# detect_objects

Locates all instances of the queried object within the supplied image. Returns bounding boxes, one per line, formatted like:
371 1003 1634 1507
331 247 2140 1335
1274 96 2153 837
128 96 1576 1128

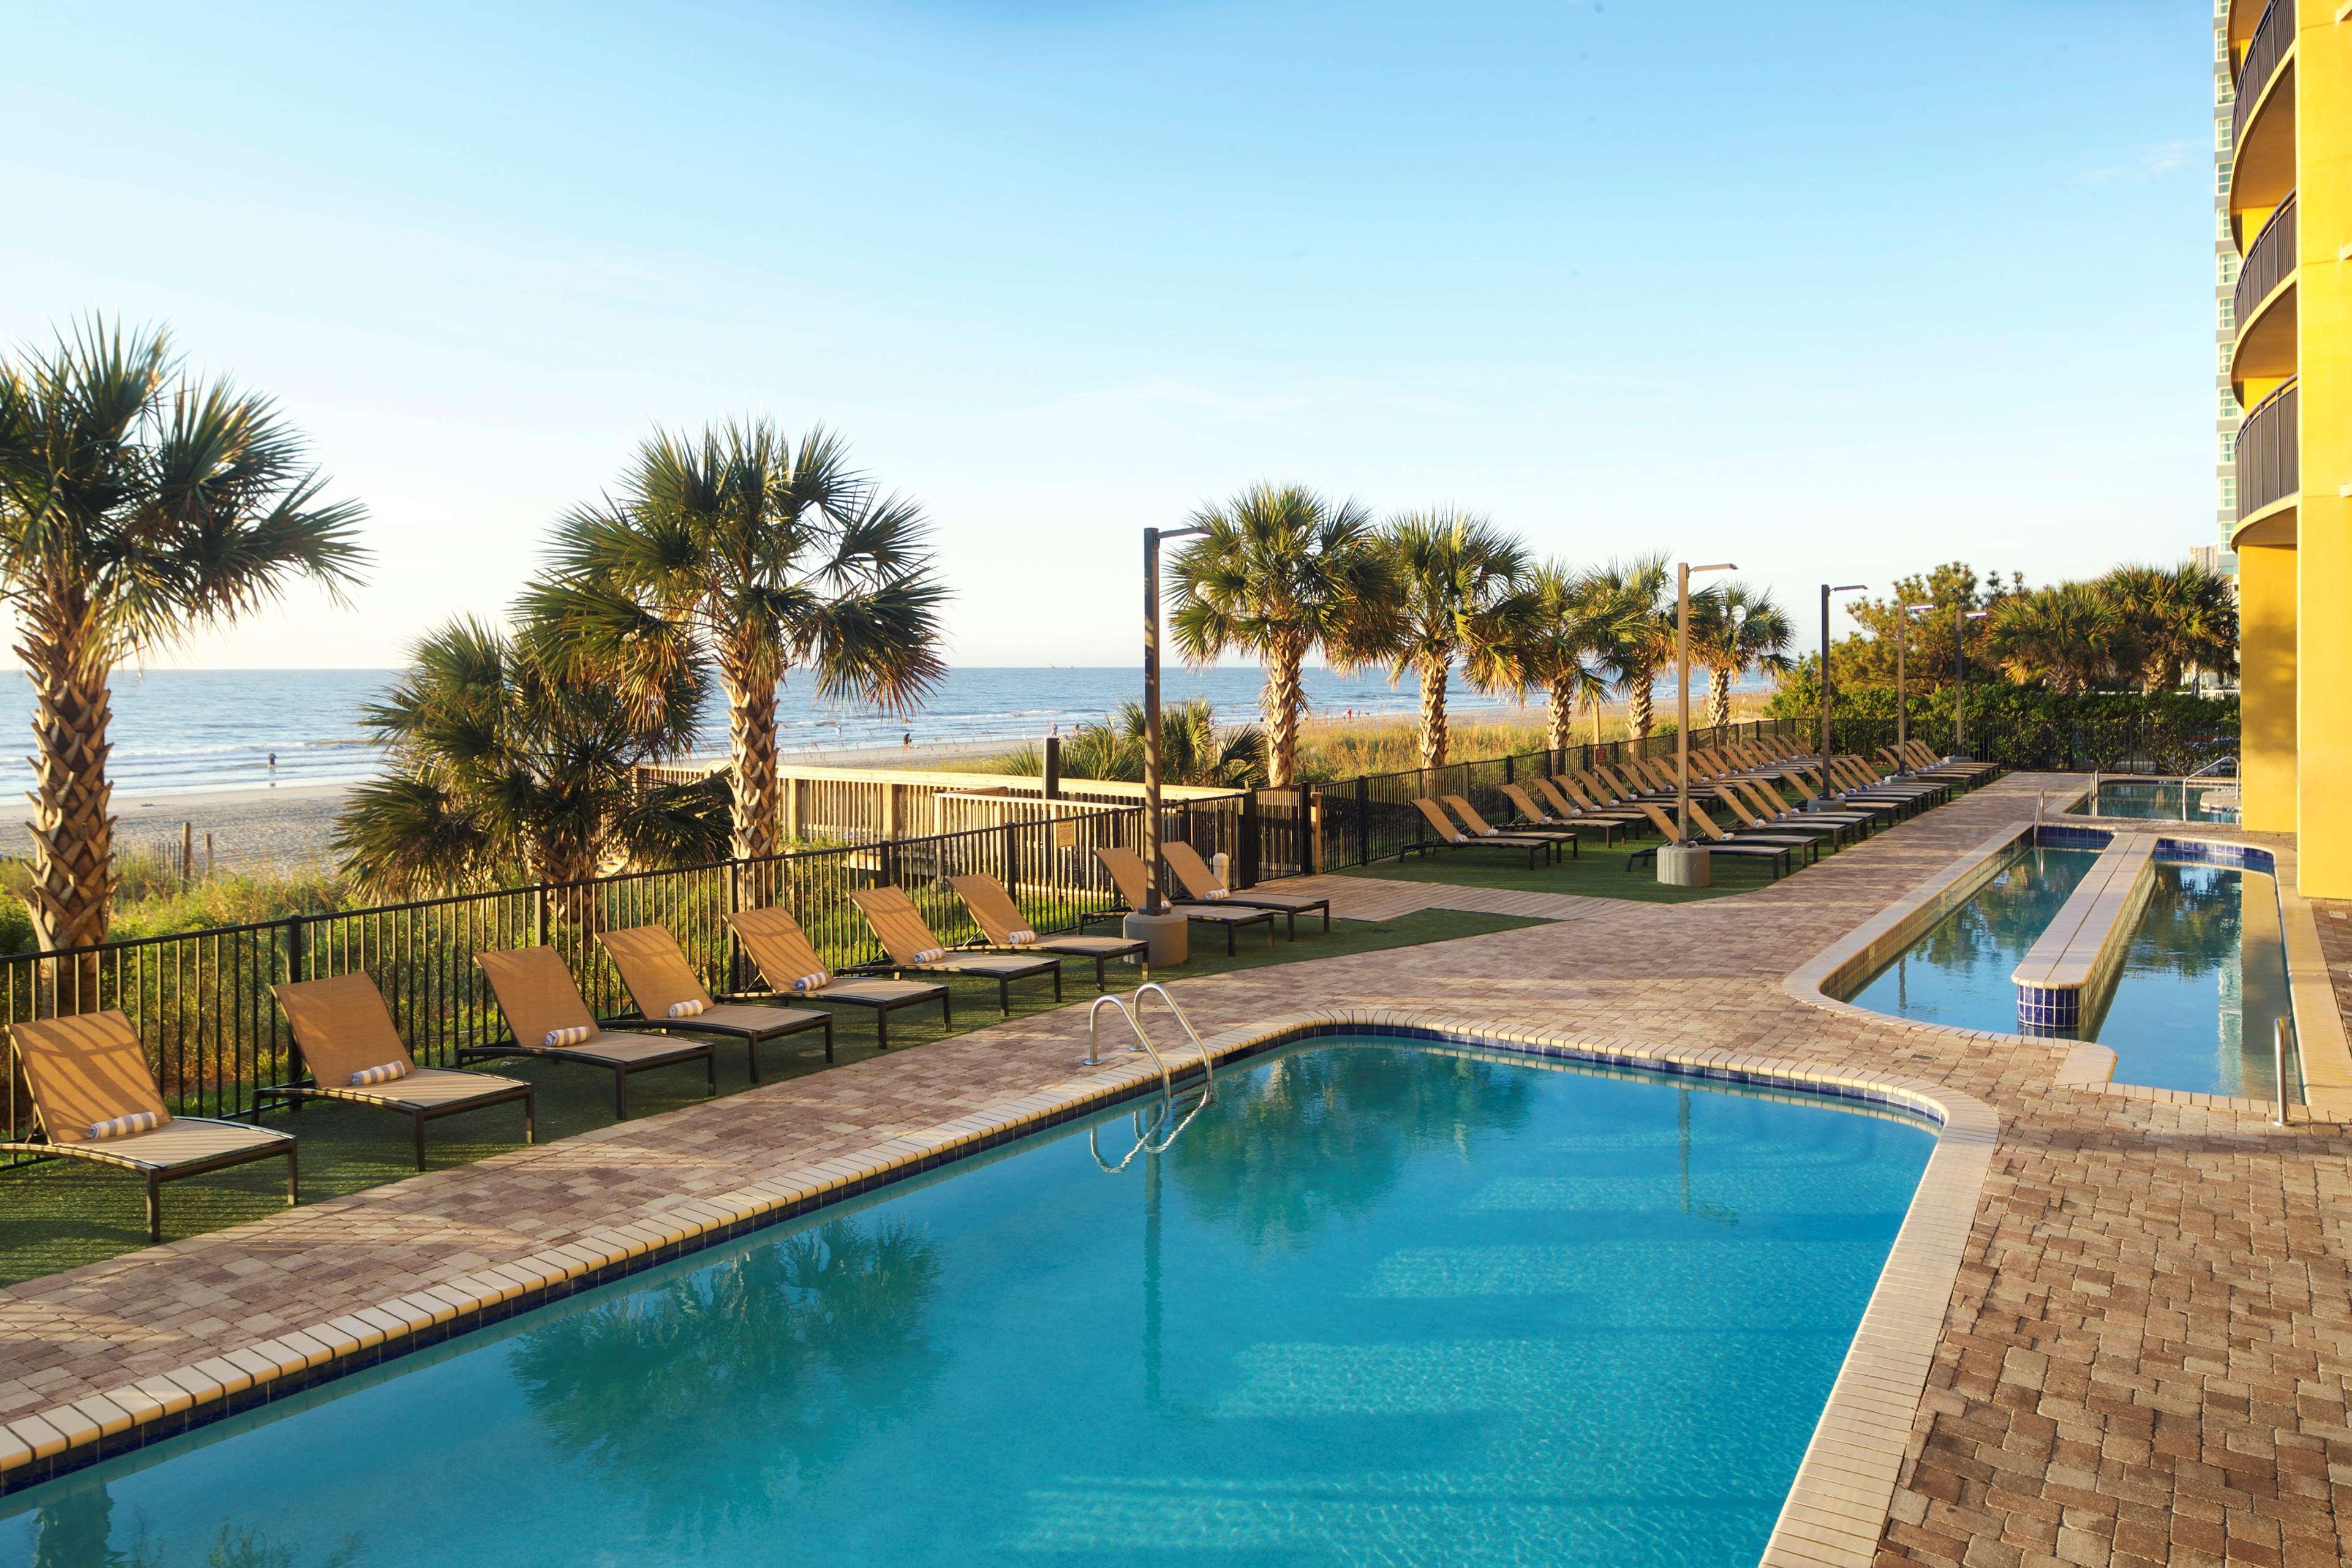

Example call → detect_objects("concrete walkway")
3 774 2347 1566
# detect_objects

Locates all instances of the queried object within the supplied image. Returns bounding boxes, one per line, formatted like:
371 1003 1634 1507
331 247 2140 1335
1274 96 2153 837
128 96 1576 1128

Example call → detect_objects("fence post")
1355 776 1370 869
1240 791 1261 887
1003 821 1020 895
1298 782 1313 874
1504 754 1515 784
1042 735 1061 800
535 886 548 948
726 859 744 995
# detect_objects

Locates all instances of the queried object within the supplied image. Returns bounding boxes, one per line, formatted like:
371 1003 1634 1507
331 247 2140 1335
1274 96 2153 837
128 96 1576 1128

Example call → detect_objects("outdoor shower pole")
1897 602 1934 753
1676 562 1736 839
1954 608 1989 757
1140 524 1205 917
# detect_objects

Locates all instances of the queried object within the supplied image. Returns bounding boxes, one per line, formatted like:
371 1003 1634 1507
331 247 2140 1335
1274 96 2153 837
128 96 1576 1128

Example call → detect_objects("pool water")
2092 779 2239 823
1844 843 2297 1102
0 1039 1934 1568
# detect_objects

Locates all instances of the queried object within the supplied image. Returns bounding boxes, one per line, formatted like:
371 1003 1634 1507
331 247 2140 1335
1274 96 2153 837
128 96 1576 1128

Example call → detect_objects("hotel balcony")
2227 0 2296 230
2231 194 2296 399
2232 378 2298 547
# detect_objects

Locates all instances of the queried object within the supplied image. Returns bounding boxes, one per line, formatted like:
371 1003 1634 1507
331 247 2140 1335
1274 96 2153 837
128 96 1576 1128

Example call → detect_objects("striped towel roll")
88 1110 160 1141
349 1060 411 1087
1202 888 1229 900
911 948 946 965
543 1024 594 1048
1007 929 1036 945
668 998 707 1019
791 971 831 993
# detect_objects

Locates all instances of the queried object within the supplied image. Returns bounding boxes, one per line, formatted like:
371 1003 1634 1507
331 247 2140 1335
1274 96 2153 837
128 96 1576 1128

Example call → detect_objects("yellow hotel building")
2229 0 2351 897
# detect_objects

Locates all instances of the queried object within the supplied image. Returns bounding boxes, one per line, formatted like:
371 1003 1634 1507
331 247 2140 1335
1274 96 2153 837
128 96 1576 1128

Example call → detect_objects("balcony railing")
2234 194 2297 335
2232 0 2292 157
2236 379 2299 522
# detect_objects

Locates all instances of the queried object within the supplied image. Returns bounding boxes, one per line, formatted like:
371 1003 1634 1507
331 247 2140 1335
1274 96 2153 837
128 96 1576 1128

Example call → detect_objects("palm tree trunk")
1546 680 1574 753
1417 656 1449 771
722 647 780 860
1627 665 1656 739
19 600 118 991
1263 639 1305 789
1706 666 1733 731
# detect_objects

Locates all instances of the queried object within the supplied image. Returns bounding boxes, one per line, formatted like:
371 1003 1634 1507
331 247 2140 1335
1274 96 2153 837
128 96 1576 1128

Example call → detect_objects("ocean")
0 666 1660 799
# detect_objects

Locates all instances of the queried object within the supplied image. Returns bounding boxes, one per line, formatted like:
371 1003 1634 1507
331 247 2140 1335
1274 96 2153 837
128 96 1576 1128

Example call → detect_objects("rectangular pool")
0 1038 1934 1568
2091 779 2239 823
1842 840 2297 1101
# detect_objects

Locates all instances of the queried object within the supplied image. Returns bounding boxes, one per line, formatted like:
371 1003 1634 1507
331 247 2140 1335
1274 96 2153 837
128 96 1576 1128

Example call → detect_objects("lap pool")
0 1038 1934 1568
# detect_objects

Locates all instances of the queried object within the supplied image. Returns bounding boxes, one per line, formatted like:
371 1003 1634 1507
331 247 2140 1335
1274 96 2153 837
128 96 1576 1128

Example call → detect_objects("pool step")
2011 833 2160 1035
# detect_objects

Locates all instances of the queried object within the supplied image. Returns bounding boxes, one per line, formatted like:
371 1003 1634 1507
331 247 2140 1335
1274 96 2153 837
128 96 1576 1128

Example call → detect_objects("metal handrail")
1132 984 1215 1107
1089 1106 1167 1173
1079 986 1215 1161
2231 0 2290 158
2186 755 2238 780
2234 195 2296 335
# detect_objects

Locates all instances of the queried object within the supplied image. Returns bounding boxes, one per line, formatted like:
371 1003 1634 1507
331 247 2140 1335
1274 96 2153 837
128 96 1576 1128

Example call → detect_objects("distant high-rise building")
2212 0 2242 579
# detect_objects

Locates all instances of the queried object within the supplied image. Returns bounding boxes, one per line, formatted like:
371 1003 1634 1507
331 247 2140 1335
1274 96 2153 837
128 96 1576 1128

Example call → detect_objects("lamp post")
1138 523 1206 927
1954 608 1989 757
1897 602 1934 752
1673 561 1736 843
1816 582 1867 807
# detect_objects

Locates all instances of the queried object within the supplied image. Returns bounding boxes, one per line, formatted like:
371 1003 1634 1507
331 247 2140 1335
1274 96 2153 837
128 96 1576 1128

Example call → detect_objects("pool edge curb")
1 1008 1997 1568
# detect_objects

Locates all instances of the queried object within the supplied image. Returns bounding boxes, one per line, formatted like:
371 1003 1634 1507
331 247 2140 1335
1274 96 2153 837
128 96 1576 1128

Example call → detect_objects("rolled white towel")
1007 929 1036 945
87 1110 160 1141
543 1024 594 1048
1201 888 1229 900
791 971 831 993
668 998 707 1019
349 1060 412 1087
911 948 946 965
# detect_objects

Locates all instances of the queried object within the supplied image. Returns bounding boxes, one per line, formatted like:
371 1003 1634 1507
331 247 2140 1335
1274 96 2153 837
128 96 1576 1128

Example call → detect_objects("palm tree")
335 616 726 898
996 699 1267 788
1494 562 1627 753
1165 483 1395 788
1378 511 1534 769
525 421 948 862
2100 562 2239 691
1988 584 2123 695
1588 553 1673 741
1689 581 1796 729
0 321 367 955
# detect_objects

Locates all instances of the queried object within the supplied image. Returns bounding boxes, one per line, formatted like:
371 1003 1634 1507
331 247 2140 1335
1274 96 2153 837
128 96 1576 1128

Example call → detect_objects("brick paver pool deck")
5 773 2348 1567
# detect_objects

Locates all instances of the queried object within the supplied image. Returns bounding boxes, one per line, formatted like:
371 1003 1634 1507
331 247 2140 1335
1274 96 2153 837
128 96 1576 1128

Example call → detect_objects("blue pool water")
2091 779 2239 824
0 1039 1934 1568
1844 843 2297 1102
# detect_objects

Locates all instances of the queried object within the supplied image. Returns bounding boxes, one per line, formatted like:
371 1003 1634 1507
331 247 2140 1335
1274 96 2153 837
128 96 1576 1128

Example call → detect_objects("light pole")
1139 524 1206 921
1954 608 1989 757
1816 582 1867 807
1674 561 1736 842
1896 602 1934 752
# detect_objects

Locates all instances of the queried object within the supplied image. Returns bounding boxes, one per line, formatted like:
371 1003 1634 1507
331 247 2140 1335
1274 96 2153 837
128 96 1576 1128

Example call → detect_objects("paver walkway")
4 775 2348 1567
1267 870 1624 923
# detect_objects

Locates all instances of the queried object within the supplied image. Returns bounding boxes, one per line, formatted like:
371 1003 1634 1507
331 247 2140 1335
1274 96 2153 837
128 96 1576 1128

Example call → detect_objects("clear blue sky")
1 0 2215 669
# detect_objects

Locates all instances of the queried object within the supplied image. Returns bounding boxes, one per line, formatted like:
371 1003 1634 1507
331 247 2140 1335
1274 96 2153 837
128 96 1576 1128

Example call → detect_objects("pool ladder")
1084 984 1216 1171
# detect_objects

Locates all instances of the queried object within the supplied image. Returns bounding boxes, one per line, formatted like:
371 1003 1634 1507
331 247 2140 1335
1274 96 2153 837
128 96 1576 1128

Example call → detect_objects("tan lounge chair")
1409 798 1555 869
849 886 1062 1012
2 1011 296 1242
1623 801 1793 878
726 905 951 1050
472 946 718 1118
1443 794 1580 858
598 925 834 1082
1539 775 1648 831
1085 846 1276 954
948 872 1149 988
1159 842 1331 936
271 972 534 1168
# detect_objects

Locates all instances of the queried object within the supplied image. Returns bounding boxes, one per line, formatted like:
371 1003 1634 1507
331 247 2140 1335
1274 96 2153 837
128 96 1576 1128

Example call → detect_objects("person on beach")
902 731 913 749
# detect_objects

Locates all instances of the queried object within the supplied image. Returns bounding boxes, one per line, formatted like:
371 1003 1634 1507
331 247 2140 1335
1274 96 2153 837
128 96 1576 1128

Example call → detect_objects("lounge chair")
1727 777 1877 837
271 972 534 1168
1686 801 1824 862
471 946 718 1118
1160 842 1332 935
849 886 1063 1012
598 925 834 1082
1408 798 1556 870
948 872 1151 987
1624 801 1792 878
1502 781 1625 845
726 905 951 1050
1539 775 1649 832
2 1010 296 1242
1083 846 1278 953
1442 794 1580 858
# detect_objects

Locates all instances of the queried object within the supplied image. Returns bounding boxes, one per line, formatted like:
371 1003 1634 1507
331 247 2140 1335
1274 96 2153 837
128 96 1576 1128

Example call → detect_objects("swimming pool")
0 1038 1934 1568
2090 778 2240 823
1842 839 2297 1101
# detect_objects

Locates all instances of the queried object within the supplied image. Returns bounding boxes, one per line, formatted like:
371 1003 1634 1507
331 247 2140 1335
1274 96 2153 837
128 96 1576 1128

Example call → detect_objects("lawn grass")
0 907 1536 1284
